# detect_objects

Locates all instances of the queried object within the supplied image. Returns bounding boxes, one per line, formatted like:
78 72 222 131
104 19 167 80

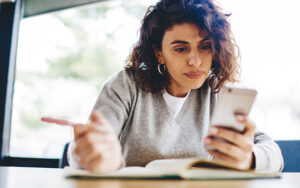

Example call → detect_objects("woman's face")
156 23 213 97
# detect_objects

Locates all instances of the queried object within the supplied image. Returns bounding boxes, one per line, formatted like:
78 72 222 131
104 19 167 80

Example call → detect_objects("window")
219 0 300 139
10 0 158 158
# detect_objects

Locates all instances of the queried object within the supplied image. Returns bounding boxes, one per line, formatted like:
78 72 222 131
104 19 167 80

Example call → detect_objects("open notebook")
64 158 281 180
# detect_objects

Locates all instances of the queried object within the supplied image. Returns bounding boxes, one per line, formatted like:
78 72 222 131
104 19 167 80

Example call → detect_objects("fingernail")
236 114 245 121
204 137 211 144
209 127 218 135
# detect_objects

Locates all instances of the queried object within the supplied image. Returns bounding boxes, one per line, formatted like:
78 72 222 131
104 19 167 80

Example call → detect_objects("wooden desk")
0 167 299 188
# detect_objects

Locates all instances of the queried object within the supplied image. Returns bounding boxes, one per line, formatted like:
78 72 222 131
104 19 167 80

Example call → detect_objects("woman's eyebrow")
200 38 210 42
170 38 210 45
170 40 189 45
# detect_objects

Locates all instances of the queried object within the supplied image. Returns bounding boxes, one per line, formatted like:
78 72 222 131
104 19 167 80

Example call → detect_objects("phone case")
210 87 257 132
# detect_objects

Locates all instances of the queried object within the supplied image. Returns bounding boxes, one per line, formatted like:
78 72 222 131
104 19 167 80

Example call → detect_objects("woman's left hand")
204 114 256 170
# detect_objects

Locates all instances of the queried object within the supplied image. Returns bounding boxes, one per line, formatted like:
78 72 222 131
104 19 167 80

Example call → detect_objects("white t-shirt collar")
162 89 191 118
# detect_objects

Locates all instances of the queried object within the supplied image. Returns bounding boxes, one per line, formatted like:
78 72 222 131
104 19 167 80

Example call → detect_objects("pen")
41 117 74 127
41 116 107 131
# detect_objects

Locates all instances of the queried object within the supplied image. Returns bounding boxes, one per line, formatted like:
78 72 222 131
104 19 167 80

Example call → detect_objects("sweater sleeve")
253 131 284 172
91 70 137 136
67 70 137 168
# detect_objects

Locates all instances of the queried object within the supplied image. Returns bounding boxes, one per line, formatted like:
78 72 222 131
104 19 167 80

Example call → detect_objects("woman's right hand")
73 111 122 173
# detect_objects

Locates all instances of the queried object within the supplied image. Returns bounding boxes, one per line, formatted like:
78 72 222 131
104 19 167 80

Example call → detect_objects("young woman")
63 0 283 173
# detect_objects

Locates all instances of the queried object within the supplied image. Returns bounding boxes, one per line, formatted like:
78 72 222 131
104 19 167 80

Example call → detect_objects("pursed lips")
184 71 205 79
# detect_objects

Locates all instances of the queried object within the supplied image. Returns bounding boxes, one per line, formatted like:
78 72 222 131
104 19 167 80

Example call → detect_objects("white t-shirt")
162 89 190 117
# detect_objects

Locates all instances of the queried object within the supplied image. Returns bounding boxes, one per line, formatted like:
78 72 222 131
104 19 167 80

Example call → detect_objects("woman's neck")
165 85 190 98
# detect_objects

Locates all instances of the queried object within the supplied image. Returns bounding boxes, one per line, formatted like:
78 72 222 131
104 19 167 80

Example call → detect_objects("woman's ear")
154 48 164 65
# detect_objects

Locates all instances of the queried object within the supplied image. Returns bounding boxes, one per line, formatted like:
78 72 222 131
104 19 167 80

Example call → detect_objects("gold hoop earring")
158 64 165 75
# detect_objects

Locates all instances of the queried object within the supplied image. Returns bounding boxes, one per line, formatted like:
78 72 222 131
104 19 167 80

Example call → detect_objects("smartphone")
211 87 257 132
205 87 257 151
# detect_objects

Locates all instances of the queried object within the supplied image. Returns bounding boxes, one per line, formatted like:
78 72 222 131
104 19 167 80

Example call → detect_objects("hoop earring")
158 64 165 75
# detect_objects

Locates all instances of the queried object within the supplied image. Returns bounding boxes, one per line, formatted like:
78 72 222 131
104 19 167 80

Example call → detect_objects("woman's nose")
187 50 202 66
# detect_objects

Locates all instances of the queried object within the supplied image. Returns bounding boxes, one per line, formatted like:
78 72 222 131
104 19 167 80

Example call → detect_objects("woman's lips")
184 71 205 79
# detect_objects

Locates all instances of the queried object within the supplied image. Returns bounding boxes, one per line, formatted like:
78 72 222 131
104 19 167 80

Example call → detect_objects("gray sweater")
69 70 283 171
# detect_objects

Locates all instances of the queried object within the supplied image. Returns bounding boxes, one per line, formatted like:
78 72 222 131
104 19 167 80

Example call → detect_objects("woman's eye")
174 47 187 52
200 44 212 50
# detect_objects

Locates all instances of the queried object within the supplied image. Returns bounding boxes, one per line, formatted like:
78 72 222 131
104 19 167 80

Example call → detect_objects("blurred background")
9 0 300 158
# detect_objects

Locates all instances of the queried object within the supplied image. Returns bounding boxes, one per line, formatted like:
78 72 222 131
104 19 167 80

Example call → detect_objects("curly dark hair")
125 0 240 93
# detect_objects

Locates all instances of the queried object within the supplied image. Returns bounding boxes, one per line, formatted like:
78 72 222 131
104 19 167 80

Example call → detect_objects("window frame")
0 0 23 166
